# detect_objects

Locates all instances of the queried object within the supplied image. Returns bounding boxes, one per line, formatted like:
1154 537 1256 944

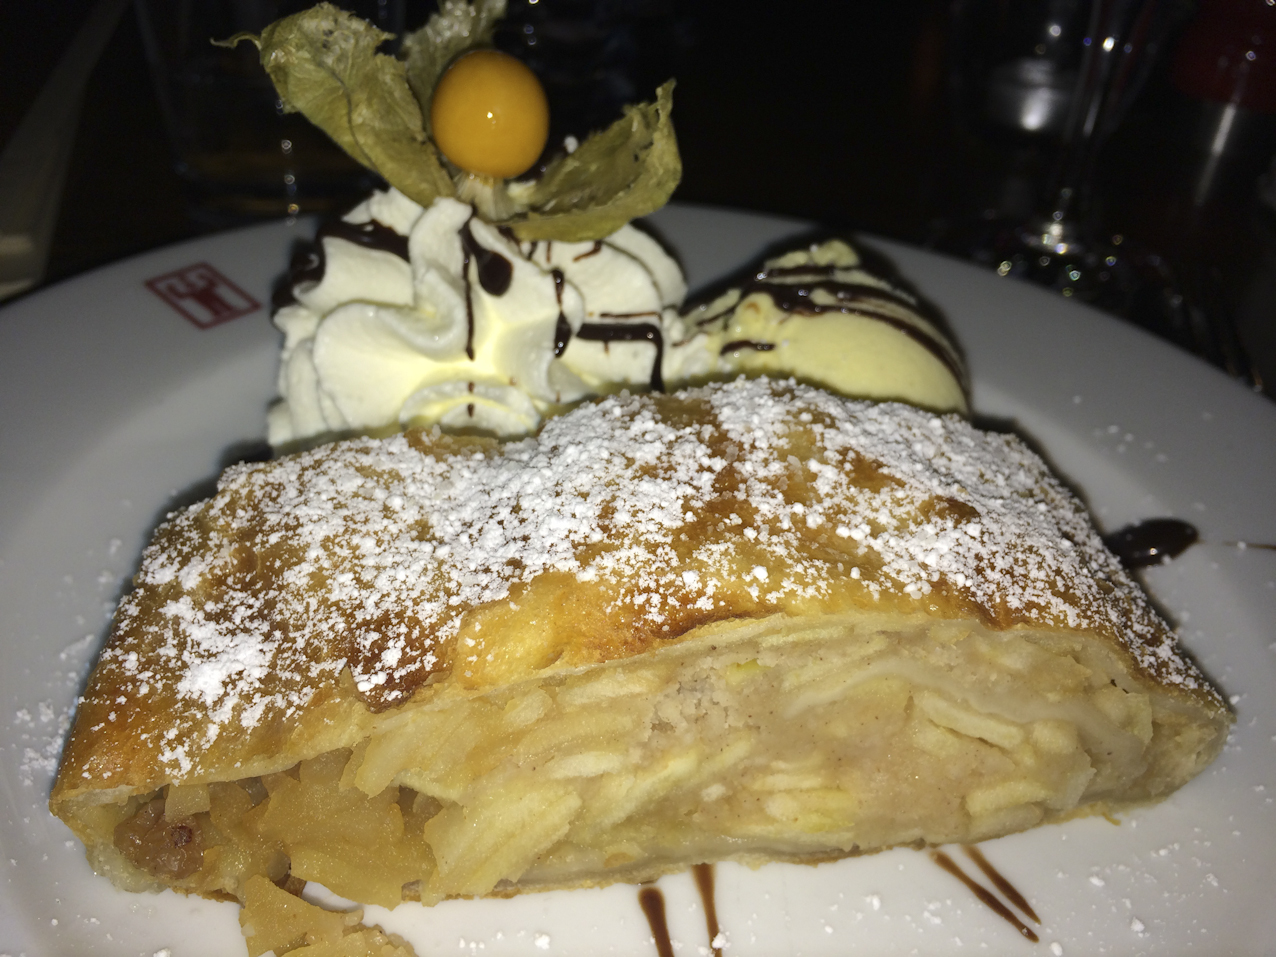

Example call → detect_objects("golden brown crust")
52 379 1226 810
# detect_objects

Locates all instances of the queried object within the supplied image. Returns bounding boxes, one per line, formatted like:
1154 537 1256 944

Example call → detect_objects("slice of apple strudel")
51 378 1229 913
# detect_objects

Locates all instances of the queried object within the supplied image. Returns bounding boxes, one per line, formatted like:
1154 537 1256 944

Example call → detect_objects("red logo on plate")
145 262 261 329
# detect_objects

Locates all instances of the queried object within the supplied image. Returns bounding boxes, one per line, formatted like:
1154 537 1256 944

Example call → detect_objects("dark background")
2 0 954 280
3 0 1274 396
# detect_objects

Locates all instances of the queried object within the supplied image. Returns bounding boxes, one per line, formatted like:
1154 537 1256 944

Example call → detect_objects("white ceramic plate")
2 205 1274 957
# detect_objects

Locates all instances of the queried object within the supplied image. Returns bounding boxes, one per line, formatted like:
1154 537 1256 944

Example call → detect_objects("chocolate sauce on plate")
639 867 721 957
962 845 1039 924
692 864 724 957
638 886 675 957
932 850 1039 942
1101 518 1276 568
636 852 1040 954
1102 519 1199 568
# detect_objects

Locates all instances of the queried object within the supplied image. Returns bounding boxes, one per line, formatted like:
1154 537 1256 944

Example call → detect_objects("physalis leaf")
222 3 453 208
505 81 680 242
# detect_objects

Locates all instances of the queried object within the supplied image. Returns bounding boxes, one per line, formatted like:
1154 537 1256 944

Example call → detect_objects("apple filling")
90 615 1211 909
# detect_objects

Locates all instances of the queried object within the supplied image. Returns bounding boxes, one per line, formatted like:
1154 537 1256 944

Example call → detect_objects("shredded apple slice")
240 875 415 957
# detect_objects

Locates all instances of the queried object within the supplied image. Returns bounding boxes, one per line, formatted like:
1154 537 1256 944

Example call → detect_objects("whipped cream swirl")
269 189 686 446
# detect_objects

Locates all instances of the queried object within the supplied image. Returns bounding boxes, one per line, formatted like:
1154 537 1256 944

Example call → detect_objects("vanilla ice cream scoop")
665 240 968 414
268 189 686 446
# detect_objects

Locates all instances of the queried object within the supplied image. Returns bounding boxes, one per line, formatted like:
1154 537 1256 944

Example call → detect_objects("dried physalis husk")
223 1 680 240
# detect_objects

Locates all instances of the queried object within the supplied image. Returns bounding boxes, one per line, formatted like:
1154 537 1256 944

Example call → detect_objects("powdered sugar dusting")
81 379 1218 776
710 382 1127 629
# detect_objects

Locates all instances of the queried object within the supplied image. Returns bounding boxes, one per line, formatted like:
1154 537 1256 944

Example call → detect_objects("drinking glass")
133 0 405 225
943 0 1258 384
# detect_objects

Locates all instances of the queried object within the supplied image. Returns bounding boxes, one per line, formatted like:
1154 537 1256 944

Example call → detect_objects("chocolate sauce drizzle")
573 241 604 261
460 220 514 297
318 219 410 263
694 304 737 329
719 339 775 356
1102 518 1199 569
458 216 515 360
931 849 1039 942
550 268 572 358
694 259 965 388
278 218 411 307
576 322 665 391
